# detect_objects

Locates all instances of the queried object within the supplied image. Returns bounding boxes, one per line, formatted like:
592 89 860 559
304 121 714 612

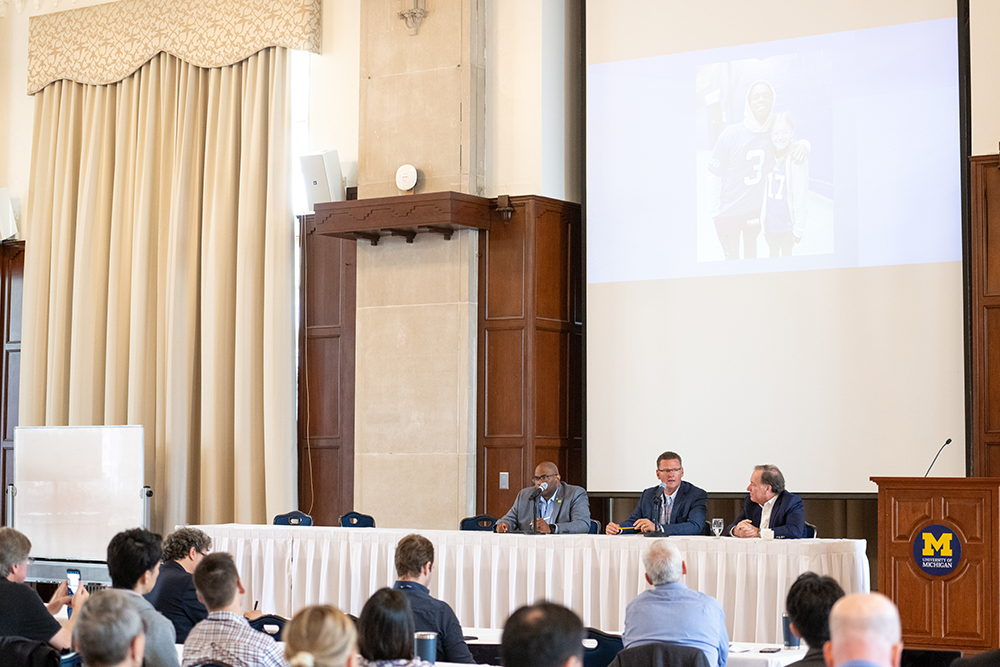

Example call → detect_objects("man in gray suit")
496 462 591 534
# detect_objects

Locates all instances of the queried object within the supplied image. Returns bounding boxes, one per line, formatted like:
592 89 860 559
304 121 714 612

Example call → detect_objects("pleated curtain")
20 47 297 531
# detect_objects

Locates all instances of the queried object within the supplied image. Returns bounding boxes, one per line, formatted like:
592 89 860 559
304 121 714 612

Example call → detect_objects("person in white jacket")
761 113 809 257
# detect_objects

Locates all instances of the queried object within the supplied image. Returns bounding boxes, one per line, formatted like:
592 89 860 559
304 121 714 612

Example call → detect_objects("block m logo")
922 531 953 556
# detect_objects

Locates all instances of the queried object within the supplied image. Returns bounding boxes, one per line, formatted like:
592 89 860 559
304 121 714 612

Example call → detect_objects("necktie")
665 495 673 525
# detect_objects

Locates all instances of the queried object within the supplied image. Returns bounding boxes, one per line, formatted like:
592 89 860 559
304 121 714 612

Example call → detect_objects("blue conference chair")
340 511 376 528
584 628 623 667
461 514 497 531
248 614 287 641
589 519 600 534
804 521 818 538
273 510 313 526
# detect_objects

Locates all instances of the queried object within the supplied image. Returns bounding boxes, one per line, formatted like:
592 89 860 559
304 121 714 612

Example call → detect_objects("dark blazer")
143 559 207 643
621 481 708 536
497 482 591 534
951 650 997 667
727 489 806 538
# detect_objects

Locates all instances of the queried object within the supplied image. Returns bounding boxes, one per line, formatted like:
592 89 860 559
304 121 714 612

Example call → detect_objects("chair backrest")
274 510 313 526
0 636 60 667
589 519 600 534
340 511 376 528
901 648 963 667
804 522 817 539
248 614 287 641
461 514 497 531
608 642 710 667
584 628 624 667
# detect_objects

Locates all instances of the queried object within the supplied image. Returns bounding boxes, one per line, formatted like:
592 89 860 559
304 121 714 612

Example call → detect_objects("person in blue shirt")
824 593 902 667
622 540 729 667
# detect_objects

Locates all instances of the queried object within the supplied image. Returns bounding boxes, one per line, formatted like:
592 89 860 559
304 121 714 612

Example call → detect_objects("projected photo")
698 55 835 262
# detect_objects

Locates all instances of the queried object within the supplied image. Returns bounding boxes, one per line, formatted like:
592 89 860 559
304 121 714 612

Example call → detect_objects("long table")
193 524 869 644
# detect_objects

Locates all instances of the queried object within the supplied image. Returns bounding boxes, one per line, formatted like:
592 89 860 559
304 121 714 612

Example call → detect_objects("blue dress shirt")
622 582 729 667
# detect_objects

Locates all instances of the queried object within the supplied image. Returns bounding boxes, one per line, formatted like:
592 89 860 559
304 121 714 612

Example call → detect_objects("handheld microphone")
529 481 548 501
924 438 952 477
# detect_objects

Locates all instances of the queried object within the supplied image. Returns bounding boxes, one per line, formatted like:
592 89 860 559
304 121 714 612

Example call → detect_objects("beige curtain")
20 47 296 531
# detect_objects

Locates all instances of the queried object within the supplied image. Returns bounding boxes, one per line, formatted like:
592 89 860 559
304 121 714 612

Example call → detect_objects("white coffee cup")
760 528 775 540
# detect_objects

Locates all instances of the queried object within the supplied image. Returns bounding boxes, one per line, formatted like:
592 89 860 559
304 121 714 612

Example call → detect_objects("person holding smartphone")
0 527 90 650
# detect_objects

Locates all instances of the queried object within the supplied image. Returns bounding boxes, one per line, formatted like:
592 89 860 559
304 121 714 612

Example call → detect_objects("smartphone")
67 568 81 619
759 648 782 653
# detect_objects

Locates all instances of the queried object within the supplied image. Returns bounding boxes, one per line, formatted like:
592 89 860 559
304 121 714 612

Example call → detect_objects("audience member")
496 462 591 534
392 534 474 664
622 540 729 667
606 451 708 535
284 605 358 667
72 589 145 667
183 552 286 667
728 464 806 538
785 572 845 667
358 588 431 667
0 526 88 649
107 528 179 667
500 602 585 667
823 593 903 667
144 527 211 642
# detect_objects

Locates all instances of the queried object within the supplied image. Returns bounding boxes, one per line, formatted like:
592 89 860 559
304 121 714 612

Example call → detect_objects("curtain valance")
27 0 320 94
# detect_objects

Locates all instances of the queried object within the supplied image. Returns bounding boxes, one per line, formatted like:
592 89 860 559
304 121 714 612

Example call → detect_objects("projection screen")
586 1 966 494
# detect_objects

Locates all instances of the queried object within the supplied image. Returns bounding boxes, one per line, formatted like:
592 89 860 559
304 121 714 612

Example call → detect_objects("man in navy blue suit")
728 464 806 538
606 451 708 536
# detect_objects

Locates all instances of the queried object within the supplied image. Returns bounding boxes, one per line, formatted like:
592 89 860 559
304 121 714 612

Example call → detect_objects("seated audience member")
392 534 474 664
823 593 903 667
727 464 806 538
784 573 845 667
108 528 180 667
144 527 211 642
500 602 585 667
284 605 358 667
358 588 431 667
0 526 89 649
496 462 591 534
622 540 729 667
183 552 286 667
73 589 145 667
606 451 708 536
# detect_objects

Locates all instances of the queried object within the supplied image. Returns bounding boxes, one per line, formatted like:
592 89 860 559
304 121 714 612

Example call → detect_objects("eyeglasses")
532 474 558 483
658 467 682 474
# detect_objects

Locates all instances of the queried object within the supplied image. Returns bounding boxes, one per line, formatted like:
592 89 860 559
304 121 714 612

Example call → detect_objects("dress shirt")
182 610 286 667
760 496 776 531
622 581 729 667
393 581 475 664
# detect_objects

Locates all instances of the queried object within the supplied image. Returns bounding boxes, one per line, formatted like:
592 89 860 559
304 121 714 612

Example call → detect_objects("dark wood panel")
298 444 343 528
484 208 526 320
5 245 22 344
534 206 570 322
304 335 342 439
484 446 523 519
535 329 568 438
943 562 985 640
985 306 1000 432
484 328 525 437
984 165 1000 296
892 557 933 637
4 350 19 443
985 443 1000 476
0 242 22 527
305 233 346 329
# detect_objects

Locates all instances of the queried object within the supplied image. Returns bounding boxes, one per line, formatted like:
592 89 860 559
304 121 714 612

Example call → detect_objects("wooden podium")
873 477 1000 652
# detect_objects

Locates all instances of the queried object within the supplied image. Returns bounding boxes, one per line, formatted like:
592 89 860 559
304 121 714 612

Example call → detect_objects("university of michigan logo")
912 524 962 576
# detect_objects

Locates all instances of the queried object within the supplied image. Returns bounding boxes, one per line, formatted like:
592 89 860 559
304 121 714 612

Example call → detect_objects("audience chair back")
584 628 624 667
274 510 313 526
0 636 60 667
608 642 710 667
589 519 601 534
461 514 498 531
804 522 817 538
900 648 963 667
340 511 376 528
248 614 287 641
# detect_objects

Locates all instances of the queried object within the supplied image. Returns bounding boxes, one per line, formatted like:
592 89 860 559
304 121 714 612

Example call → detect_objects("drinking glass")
711 518 724 538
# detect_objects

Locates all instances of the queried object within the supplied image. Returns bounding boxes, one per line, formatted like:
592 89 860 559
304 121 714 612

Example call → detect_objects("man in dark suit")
496 462 591 534
606 451 708 536
144 527 211 643
728 464 806 538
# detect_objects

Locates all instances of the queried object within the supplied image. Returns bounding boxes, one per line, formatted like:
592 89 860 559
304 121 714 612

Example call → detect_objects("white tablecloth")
193 525 869 643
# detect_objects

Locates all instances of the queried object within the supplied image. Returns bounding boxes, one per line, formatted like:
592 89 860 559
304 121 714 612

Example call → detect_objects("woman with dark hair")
358 588 432 667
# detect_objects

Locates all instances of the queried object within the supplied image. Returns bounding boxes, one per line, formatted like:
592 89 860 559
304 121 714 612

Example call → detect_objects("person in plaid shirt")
182 552 286 667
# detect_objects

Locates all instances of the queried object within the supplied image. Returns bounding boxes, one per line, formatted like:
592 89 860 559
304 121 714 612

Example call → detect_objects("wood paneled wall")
0 241 23 525
970 155 1000 473
298 226 357 525
477 196 584 518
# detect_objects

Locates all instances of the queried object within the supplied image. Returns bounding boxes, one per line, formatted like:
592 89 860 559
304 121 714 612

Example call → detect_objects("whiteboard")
14 426 145 561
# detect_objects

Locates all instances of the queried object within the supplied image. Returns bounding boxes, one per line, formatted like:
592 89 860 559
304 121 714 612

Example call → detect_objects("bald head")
824 593 902 667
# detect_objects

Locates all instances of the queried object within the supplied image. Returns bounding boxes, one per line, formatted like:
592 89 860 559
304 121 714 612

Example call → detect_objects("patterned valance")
27 0 321 94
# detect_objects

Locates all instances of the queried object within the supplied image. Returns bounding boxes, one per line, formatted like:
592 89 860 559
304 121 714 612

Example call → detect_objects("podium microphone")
529 482 548 501
923 438 952 477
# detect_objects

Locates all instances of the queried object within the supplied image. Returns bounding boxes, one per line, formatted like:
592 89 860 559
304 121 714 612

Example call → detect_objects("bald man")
495 462 591 534
823 593 903 667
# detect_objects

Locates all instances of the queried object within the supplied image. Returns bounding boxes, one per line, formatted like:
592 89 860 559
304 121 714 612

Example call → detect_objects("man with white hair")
622 540 729 667
73 589 145 667
823 593 903 667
